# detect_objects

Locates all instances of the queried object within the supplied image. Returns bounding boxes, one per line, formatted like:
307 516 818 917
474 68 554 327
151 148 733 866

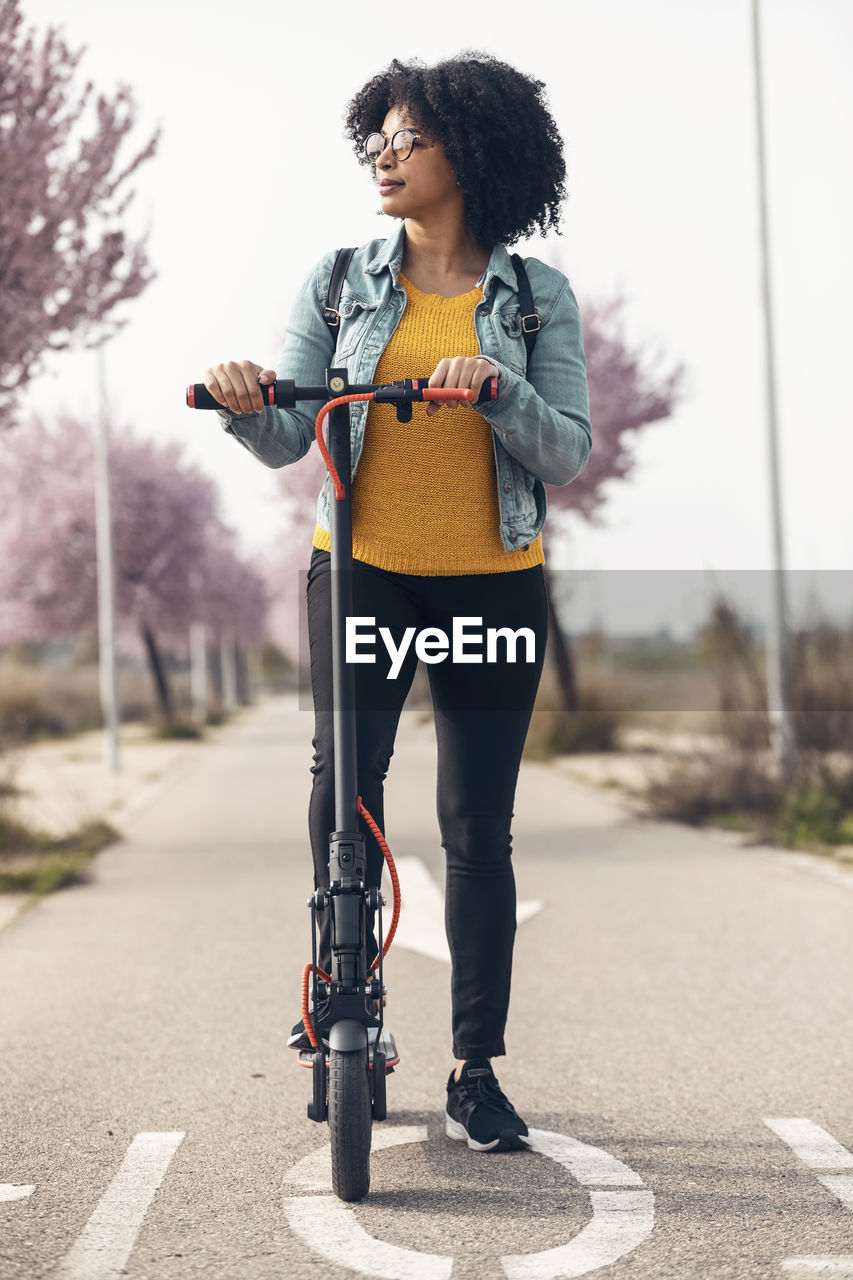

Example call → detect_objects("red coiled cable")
300 796 401 1051
314 386 474 500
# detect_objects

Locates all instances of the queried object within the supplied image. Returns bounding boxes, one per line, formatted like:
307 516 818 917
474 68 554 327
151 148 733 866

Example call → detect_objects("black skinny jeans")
306 545 548 1059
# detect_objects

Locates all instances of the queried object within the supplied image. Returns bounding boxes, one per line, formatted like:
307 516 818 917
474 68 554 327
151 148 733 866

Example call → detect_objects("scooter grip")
421 377 498 404
186 382 278 410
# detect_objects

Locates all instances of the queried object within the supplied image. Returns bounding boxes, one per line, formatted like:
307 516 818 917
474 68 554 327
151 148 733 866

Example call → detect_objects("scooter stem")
327 370 359 836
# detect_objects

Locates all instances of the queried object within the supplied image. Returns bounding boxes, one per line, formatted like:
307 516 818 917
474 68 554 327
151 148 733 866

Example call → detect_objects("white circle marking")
284 1124 654 1279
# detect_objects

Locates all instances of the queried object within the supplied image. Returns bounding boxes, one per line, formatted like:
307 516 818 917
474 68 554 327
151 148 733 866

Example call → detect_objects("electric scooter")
187 368 497 1201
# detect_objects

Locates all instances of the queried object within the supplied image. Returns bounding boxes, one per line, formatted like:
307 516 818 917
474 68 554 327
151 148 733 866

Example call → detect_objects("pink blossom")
0 0 159 419
0 411 268 650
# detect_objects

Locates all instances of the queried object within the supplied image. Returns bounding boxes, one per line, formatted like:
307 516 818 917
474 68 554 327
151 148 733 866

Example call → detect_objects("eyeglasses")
364 128 432 163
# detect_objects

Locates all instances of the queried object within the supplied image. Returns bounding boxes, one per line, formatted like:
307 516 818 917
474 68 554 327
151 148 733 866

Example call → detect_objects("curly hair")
344 51 568 249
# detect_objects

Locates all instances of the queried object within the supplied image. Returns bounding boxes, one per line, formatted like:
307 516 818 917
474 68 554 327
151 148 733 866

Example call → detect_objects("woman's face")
372 104 461 220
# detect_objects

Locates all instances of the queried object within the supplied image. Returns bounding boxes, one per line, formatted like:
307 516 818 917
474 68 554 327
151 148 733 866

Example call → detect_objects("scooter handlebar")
185 377 498 411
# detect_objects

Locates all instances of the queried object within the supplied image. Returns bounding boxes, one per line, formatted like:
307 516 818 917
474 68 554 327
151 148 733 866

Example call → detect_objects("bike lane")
0 695 851 1278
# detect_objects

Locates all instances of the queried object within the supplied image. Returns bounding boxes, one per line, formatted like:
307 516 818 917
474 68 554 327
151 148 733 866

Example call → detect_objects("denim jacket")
219 221 591 554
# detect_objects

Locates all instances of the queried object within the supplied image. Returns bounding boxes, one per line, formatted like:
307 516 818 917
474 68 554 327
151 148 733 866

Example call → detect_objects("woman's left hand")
425 356 499 416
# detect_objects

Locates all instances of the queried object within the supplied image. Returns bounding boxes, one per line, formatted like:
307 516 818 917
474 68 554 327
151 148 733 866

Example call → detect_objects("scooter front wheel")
328 1045 372 1202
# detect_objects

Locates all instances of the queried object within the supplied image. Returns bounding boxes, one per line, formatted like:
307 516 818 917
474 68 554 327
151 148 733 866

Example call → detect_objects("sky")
15 0 853 636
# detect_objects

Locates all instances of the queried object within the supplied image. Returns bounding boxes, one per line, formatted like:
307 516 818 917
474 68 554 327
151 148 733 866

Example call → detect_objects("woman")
204 52 591 1153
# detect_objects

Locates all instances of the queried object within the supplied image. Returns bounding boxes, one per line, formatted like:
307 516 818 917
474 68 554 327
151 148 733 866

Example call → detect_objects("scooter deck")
297 1026 399 1071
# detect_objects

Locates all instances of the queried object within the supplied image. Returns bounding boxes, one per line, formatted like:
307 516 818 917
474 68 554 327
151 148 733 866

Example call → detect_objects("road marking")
782 1260 853 1278
765 1117 853 1207
765 1119 853 1277
500 1129 653 1280
517 899 543 926
285 1128 451 1280
54 1131 185 1280
517 1128 644 1188
391 856 543 964
0 1184 36 1201
284 1124 653 1279
501 1189 654 1280
286 1197 453 1280
820 1177 853 1213
764 1119 853 1171
284 1124 429 1193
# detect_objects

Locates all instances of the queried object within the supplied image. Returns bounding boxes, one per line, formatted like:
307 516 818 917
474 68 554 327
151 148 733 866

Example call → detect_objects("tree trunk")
220 632 237 712
235 641 250 706
142 623 175 723
544 567 577 712
189 621 208 725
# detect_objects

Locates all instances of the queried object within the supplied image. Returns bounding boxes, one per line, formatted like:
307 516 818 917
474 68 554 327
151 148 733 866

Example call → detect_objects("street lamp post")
95 344 120 771
751 0 797 786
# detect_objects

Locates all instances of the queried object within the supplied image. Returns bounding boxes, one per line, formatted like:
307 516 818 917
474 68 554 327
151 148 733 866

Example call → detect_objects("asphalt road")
1 695 852 1280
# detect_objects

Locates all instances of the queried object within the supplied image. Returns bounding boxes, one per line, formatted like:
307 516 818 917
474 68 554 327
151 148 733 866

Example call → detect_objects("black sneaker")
445 1059 531 1152
287 998 381 1052
287 998 333 1051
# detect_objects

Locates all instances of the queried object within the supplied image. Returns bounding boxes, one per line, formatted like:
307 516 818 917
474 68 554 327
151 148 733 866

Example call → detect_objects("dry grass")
0 658 189 897
0 661 183 742
0 812 119 895
526 606 853 859
524 680 623 759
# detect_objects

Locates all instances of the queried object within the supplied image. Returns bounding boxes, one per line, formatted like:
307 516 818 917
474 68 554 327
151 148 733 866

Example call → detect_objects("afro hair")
344 51 568 249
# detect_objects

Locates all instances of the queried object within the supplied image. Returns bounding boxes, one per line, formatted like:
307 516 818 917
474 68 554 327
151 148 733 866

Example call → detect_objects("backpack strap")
325 246 540 362
510 253 541 361
324 247 357 333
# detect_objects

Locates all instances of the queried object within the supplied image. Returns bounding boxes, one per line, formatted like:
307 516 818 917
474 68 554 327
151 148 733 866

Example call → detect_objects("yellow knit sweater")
312 272 545 575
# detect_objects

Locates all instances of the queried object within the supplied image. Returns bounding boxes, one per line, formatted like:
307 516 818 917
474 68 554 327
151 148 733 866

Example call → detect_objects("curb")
0 895 33 935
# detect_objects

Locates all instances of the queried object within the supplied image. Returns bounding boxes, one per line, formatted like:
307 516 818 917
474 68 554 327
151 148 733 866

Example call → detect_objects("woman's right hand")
203 360 277 415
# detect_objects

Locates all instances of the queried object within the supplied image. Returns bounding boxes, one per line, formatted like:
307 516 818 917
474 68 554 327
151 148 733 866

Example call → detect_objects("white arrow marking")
54 1131 185 1280
391 856 543 964
0 1184 36 1202
284 1125 652 1279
